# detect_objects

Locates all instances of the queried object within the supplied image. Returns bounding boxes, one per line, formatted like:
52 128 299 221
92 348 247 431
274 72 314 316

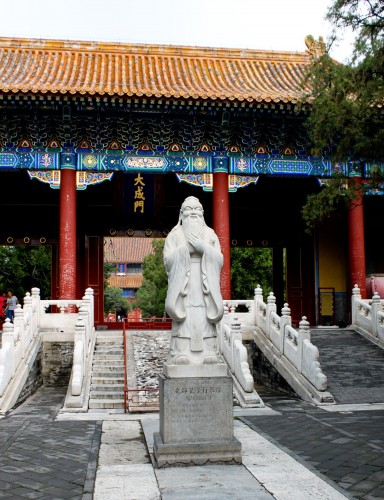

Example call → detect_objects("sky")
0 0 355 62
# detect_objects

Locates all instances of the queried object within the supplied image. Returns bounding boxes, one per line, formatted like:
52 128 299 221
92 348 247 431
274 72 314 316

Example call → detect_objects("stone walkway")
242 388 384 499
1 385 384 498
1 327 384 498
311 328 384 404
0 387 101 499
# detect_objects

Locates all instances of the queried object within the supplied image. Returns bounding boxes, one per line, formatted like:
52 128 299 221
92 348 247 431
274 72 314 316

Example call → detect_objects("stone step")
94 346 123 351
91 370 124 378
95 344 124 354
93 357 124 365
88 399 125 409
91 377 125 385
93 350 124 355
96 339 123 343
95 344 124 352
91 384 124 392
93 356 124 365
89 390 125 399
92 363 125 370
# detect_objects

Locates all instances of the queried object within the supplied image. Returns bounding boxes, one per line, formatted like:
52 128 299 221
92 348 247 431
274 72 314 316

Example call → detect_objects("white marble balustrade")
221 285 331 404
0 287 95 412
352 284 384 348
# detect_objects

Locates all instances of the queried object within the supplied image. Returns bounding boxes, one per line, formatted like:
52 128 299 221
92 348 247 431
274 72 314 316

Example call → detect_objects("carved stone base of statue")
153 375 242 468
163 335 228 377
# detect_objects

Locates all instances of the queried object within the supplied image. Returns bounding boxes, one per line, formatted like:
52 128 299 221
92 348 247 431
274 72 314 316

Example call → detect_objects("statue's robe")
164 224 224 352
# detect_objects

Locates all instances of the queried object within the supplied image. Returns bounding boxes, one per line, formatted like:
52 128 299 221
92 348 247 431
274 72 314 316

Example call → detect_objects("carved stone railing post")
351 284 361 325
280 303 291 354
72 318 86 396
78 305 90 351
31 287 40 335
22 292 31 354
371 291 381 339
229 317 241 372
85 288 94 326
1 319 15 379
266 292 276 340
13 304 25 358
254 284 263 328
297 316 310 373
23 292 32 314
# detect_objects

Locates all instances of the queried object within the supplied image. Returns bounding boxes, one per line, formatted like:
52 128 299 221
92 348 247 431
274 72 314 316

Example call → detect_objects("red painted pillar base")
212 172 231 299
348 178 366 298
59 168 77 300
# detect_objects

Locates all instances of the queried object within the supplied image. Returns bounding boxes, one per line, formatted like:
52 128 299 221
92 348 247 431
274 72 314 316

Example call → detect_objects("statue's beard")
182 217 205 239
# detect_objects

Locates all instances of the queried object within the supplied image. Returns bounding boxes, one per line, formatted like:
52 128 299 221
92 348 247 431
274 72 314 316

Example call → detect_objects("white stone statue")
164 196 224 366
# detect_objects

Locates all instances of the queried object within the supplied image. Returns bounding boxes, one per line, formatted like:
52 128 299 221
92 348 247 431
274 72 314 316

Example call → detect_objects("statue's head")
180 196 204 220
179 197 205 234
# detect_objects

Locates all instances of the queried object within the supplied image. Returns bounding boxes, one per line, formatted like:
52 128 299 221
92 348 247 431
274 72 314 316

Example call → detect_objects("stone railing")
351 284 384 349
0 287 95 413
219 302 263 407
221 286 334 405
0 289 40 403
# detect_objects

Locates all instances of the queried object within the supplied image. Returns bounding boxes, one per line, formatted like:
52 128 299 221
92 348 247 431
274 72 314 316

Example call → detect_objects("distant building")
104 237 158 321
104 237 155 301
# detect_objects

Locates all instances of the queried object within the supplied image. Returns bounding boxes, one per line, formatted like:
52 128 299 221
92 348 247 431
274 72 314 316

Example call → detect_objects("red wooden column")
59 162 77 300
348 177 366 298
212 167 231 299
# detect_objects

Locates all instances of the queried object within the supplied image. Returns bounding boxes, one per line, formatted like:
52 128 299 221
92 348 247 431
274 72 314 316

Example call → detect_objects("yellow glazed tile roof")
108 274 143 289
104 237 154 263
0 37 313 103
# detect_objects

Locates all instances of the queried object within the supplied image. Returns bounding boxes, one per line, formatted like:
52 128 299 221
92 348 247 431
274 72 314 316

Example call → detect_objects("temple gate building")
0 36 382 327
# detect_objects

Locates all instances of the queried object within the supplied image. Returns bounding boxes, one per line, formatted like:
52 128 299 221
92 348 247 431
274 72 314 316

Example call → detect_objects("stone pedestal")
153 374 242 467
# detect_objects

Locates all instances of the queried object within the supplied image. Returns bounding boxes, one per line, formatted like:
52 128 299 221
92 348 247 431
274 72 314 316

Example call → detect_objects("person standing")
5 291 18 322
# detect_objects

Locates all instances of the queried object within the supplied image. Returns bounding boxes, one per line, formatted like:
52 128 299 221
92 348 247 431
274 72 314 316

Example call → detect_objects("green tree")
300 0 384 232
0 246 51 300
305 0 384 162
135 239 167 318
135 241 274 315
104 286 131 317
103 261 133 318
230 247 272 299
104 262 116 280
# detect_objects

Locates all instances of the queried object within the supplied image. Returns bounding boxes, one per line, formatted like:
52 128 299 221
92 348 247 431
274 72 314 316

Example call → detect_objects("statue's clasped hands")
188 234 206 253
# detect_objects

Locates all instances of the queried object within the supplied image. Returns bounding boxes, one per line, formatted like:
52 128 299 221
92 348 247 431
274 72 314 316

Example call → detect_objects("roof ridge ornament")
305 35 327 59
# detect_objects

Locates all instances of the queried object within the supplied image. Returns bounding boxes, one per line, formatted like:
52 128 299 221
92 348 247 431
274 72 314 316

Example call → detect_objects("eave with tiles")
0 36 375 188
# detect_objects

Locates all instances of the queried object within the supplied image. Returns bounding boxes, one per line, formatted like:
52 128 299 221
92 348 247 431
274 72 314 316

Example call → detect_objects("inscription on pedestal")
160 375 234 443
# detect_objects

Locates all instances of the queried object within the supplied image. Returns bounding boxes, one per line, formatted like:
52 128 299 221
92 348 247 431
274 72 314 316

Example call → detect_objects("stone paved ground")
242 388 384 500
0 387 101 499
1 328 384 498
310 329 384 404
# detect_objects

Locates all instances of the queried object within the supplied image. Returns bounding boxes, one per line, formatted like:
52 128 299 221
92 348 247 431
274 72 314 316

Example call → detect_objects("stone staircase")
89 331 125 410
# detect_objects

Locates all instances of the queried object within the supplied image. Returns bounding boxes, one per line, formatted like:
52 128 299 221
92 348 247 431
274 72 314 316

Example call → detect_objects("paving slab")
311 329 384 404
3 384 384 498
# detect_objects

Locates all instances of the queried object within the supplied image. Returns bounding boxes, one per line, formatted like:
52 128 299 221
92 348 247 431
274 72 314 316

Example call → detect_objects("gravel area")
130 330 171 389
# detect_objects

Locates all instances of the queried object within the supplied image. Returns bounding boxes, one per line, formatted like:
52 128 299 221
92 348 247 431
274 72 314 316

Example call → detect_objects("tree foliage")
104 286 131 317
230 247 273 299
103 261 132 317
0 246 51 300
135 239 167 318
135 240 273 315
301 175 362 233
300 0 384 231
304 0 384 162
